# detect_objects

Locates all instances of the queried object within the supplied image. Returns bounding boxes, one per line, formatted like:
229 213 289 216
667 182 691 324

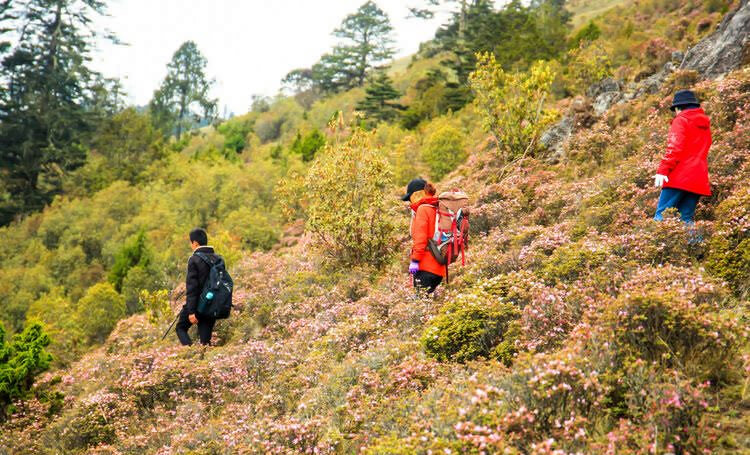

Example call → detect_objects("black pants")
175 305 215 346
414 270 443 294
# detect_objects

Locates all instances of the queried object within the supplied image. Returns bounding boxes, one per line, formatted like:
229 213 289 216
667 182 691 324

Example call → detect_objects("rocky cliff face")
682 0 750 78
542 0 750 160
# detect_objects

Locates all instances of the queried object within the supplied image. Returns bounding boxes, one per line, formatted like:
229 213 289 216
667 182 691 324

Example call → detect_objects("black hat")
670 90 700 111
401 178 426 201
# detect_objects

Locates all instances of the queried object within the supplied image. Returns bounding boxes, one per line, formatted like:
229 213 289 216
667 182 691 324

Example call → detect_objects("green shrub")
121 265 163 314
540 242 608 284
217 115 254 153
290 129 326 162
26 291 81 367
420 117 466 180
74 283 126 345
108 231 152 293
303 130 397 268
469 53 558 160
224 207 279 251
0 322 52 421
603 291 742 382
422 289 520 363
140 289 172 325
707 187 750 298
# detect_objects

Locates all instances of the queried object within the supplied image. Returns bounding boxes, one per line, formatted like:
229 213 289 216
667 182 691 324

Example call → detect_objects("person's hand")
189 314 198 324
409 260 419 275
653 174 669 187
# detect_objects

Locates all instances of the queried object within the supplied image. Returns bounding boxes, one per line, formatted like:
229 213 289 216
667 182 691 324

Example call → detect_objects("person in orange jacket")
402 178 445 293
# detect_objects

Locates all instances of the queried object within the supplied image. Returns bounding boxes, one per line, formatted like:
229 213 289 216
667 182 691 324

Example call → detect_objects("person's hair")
189 228 208 246
424 182 437 196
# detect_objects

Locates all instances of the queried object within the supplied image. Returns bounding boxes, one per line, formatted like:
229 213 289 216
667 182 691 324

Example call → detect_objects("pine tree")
0 0 113 225
284 1 396 95
149 41 217 139
334 1 395 87
356 72 405 124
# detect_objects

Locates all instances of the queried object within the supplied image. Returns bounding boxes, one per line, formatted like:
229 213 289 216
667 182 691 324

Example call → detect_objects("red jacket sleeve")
657 116 688 175
410 206 433 262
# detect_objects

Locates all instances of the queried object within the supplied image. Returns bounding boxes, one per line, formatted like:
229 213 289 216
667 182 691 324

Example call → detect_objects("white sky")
92 1 448 115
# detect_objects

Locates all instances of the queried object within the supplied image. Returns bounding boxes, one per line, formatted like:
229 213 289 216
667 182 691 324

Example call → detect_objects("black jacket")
186 246 219 314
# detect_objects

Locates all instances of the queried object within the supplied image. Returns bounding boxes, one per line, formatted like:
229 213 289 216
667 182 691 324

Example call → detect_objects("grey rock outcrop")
682 0 750 78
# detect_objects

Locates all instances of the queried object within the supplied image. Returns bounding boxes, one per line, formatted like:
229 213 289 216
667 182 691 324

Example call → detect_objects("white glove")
653 174 669 188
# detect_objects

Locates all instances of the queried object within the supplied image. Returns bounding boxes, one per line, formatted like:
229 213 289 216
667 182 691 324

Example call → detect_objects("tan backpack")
427 190 470 282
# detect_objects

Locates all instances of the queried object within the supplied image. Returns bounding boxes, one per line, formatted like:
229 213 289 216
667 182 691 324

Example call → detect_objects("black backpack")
194 252 233 320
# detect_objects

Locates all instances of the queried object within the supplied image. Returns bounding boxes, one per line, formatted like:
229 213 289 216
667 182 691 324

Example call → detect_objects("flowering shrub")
602 290 741 382
422 286 520 364
707 186 750 298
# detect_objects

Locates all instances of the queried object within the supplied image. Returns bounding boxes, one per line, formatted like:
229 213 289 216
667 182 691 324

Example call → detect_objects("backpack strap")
194 252 217 267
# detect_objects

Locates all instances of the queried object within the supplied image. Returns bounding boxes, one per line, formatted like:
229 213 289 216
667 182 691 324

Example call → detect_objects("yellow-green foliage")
74 283 126 345
602 290 742 383
389 135 425 187
303 130 397 268
141 289 172 325
707 187 750 298
565 42 614 94
26 290 81 366
541 242 608 284
469 53 558 160
422 287 520 363
420 116 467 180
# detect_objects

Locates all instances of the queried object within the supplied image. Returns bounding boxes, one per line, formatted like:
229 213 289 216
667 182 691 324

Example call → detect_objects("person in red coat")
402 178 445 293
653 90 712 223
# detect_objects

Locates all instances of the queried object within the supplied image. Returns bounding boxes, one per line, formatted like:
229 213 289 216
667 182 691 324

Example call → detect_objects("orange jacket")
410 203 447 277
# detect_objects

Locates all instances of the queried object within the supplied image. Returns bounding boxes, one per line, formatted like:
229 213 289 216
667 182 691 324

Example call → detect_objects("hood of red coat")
410 197 438 212
678 107 710 130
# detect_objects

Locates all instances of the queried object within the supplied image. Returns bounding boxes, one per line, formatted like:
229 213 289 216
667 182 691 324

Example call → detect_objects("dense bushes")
707 186 750 298
603 290 741 382
75 283 127 345
420 117 466 180
0 323 52 421
422 286 520 364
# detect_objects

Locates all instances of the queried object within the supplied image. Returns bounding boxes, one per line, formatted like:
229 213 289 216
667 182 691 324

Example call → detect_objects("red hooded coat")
657 107 712 196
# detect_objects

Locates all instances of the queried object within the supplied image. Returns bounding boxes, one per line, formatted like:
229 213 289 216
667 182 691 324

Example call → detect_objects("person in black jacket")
175 228 218 346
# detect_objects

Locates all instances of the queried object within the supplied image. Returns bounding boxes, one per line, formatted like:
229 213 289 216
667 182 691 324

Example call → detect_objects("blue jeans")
654 188 700 223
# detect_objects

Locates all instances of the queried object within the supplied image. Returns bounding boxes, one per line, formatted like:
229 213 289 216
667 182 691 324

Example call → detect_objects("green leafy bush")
469 53 558 160
540 242 608 284
26 291 81 367
121 265 162 314
74 283 126 345
141 289 172 325
420 117 466 180
108 231 152 293
0 323 52 421
290 129 326 162
422 288 520 363
603 291 741 382
707 186 750 298
303 130 397 268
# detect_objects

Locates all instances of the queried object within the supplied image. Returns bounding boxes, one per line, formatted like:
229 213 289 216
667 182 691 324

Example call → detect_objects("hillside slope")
3 59 750 455
1 1 750 454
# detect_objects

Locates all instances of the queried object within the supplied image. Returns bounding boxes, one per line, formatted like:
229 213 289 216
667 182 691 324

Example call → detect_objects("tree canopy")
283 1 395 96
149 41 217 138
